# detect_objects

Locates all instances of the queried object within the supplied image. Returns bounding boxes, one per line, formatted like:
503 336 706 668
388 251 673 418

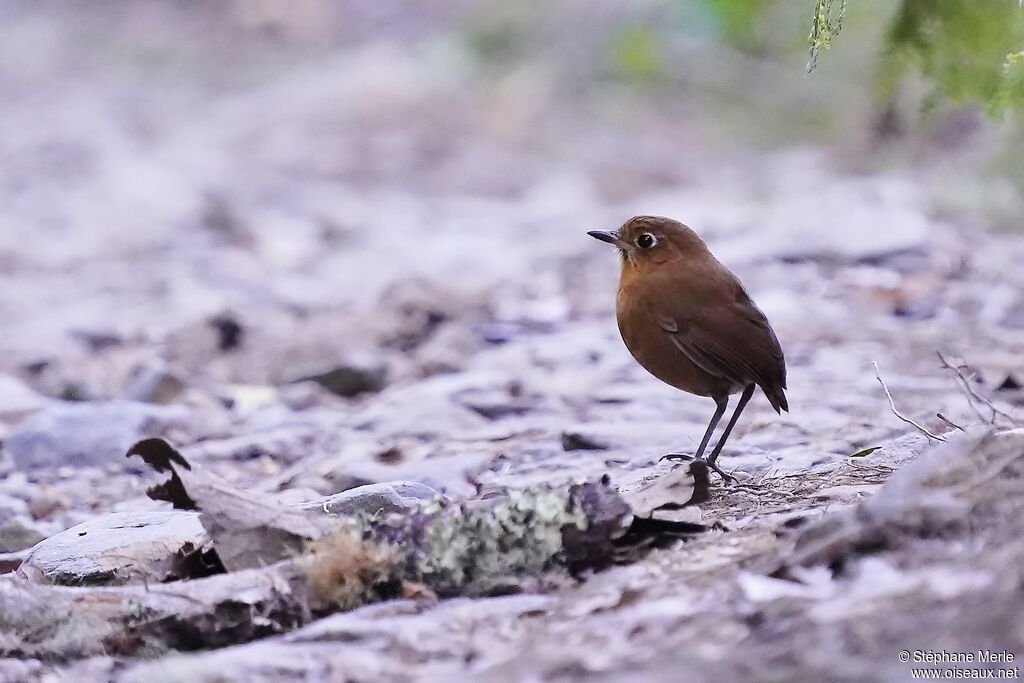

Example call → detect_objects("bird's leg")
661 395 728 468
706 383 755 468
693 395 728 461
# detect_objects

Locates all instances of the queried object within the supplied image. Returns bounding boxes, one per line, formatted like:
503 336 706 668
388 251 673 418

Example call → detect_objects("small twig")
937 351 993 423
726 483 765 495
873 362 947 442
936 351 1019 427
936 413 967 432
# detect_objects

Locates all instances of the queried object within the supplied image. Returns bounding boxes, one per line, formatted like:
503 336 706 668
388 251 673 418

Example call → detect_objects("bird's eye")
636 233 657 249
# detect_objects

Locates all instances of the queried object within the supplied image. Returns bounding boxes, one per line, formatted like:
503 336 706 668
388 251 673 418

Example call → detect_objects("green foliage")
993 50 1024 116
807 0 846 73
700 0 764 49
611 25 664 82
880 0 1024 118
809 0 1024 117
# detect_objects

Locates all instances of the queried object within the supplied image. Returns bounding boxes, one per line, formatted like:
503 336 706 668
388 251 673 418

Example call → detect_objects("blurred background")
2 0 1022 359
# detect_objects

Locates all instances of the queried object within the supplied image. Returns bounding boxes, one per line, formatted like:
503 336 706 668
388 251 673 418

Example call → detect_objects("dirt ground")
2 3 1024 682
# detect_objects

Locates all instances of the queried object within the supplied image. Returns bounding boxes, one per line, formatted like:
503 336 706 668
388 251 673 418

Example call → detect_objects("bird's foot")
660 453 738 484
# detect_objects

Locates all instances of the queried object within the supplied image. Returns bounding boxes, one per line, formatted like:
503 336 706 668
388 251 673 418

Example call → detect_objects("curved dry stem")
873 361 947 442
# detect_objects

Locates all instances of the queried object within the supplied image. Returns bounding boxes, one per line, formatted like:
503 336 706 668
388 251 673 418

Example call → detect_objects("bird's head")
588 216 707 270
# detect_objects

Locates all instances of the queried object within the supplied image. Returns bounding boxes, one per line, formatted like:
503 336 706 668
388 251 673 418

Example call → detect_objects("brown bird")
588 216 788 481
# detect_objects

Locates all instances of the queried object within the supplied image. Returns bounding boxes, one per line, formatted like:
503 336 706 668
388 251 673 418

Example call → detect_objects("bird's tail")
761 384 789 414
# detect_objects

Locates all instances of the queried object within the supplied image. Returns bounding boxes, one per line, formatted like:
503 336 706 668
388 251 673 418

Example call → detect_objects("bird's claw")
660 453 738 484
703 460 738 484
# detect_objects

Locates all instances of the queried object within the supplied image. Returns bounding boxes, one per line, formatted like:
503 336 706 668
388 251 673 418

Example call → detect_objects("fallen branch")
872 362 947 442
0 561 312 659
1 477 633 660
0 440 639 660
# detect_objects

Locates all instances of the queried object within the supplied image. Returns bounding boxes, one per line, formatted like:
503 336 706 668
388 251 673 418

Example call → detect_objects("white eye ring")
636 232 657 249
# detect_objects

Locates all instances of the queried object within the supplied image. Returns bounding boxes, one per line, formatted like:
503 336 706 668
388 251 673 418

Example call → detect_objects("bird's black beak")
587 230 630 251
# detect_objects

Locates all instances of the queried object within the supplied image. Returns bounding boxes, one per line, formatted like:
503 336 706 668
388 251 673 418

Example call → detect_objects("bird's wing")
652 287 788 411
733 291 786 381
654 310 741 383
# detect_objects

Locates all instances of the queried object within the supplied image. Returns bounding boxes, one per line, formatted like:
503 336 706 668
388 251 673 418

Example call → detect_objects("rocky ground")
3 3 1024 682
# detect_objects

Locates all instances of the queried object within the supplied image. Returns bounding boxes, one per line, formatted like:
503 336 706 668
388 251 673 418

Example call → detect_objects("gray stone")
0 658 46 683
0 374 49 424
123 360 187 404
322 450 493 499
0 471 31 500
561 430 610 451
17 510 208 586
0 548 30 574
0 515 46 553
0 493 28 522
0 491 42 555
300 481 442 517
5 400 189 470
615 460 708 519
290 359 388 398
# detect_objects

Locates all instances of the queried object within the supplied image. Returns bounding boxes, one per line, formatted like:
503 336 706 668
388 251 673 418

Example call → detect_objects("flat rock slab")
6 400 189 470
14 481 441 586
302 481 442 517
18 510 208 586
